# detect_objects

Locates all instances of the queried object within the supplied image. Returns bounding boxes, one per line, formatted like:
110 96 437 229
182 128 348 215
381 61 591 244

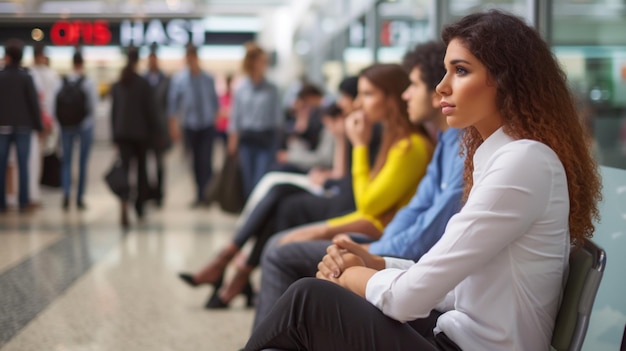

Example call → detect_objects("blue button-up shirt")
368 127 464 260
229 77 282 133
168 68 219 130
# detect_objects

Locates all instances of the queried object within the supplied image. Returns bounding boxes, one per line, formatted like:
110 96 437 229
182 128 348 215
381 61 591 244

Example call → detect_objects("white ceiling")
0 0 299 17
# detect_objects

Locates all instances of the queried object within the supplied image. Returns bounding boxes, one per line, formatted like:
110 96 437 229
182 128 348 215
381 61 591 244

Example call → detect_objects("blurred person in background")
144 48 171 208
111 47 162 227
273 84 325 174
0 39 43 213
216 74 233 149
228 42 282 199
55 51 98 211
179 65 433 309
29 44 58 208
245 12 602 350
250 41 465 329
168 45 219 208
178 78 357 309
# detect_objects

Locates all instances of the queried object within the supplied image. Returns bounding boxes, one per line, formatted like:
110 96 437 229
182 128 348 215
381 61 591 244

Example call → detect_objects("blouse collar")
472 127 514 177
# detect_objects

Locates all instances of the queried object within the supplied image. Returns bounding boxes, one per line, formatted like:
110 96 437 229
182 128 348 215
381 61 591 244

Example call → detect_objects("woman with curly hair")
243 10 602 351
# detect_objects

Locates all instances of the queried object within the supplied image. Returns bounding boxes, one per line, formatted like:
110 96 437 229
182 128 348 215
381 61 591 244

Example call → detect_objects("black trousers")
117 141 149 204
232 184 307 266
184 126 215 202
275 190 355 232
245 278 461 351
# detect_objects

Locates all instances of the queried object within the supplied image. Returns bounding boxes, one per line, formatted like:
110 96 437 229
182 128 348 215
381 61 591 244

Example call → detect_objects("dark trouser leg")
245 278 446 351
238 142 255 199
253 231 330 329
117 142 133 201
231 184 306 247
135 143 149 210
275 192 355 232
0 134 12 209
155 150 165 201
251 145 273 192
197 126 214 202
60 128 76 199
76 126 93 202
186 128 202 202
14 130 32 208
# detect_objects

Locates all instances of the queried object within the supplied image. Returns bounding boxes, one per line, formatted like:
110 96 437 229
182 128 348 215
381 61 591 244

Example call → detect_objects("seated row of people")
179 63 434 308
245 10 602 351
183 10 601 351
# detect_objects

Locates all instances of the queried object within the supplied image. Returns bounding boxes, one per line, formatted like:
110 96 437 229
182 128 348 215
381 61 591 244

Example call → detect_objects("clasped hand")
316 234 377 281
344 111 372 147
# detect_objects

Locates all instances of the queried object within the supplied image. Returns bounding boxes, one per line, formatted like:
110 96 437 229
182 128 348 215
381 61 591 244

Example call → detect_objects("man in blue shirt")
168 45 219 207
251 41 465 329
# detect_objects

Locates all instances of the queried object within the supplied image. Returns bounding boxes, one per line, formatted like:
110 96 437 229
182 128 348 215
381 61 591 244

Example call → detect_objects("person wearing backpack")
54 51 98 211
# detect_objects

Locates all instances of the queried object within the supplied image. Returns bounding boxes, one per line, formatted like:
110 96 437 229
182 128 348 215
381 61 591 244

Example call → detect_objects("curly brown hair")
441 10 602 245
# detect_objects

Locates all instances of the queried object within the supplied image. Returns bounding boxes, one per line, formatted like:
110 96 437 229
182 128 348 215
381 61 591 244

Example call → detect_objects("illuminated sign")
50 20 111 46
120 19 206 46
0 19 255 46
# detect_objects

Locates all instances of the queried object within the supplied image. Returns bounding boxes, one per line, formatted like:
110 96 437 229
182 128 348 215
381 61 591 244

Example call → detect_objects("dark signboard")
0 18 256 46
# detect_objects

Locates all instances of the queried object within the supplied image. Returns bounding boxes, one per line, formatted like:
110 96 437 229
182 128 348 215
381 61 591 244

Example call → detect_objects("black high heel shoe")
178 272 223 288
205 280 255 309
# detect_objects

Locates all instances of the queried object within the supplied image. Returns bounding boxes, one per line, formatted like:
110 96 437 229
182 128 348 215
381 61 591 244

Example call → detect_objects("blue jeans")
61 126 93 202
184 127 215 202
238 141 274 199
0 130 32 209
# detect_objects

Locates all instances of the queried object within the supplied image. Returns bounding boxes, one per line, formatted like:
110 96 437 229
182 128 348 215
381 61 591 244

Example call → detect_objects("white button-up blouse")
366 128 570 351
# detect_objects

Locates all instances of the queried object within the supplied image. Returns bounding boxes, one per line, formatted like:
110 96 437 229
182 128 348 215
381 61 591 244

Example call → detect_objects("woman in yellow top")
279 63 433 244
179 63 433 309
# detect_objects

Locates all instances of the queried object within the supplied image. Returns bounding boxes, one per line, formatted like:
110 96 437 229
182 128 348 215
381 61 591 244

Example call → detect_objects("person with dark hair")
0 39 43 213
273 83 326 173
168 45 219 208
179 64 433 309
249 40 463 331
245 11 602 351
54 51 98 211
144 49 171 207
178 76 361 308
110 47 162 227
228 42 283 198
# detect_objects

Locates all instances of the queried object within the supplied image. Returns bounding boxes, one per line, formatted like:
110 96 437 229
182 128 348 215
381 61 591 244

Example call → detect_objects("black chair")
551 238 607 351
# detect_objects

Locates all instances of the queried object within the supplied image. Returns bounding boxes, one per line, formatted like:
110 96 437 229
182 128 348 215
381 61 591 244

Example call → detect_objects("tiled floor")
0 144 255 351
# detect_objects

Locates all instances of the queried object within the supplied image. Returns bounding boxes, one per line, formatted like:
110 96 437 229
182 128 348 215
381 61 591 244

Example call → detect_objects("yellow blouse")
327 133 432 233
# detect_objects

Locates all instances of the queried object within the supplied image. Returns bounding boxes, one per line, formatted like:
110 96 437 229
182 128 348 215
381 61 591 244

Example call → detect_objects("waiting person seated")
250 40 464 329
236 102 349 228
178 64 434 309
244 11 602 351
273 83 326 173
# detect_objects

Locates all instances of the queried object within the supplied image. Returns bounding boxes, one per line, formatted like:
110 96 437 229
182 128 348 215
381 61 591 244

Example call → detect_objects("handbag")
205 153 245 214
104 158 129 199
40 152 62 188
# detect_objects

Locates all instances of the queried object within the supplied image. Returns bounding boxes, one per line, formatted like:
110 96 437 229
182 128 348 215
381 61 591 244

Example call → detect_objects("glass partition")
552 0 626 170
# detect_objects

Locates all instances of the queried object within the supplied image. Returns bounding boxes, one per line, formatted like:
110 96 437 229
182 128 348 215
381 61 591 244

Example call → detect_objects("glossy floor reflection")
0 144 254 351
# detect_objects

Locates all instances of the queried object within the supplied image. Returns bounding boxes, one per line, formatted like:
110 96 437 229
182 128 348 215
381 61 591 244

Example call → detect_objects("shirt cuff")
383 257 415 270
365 268 405 310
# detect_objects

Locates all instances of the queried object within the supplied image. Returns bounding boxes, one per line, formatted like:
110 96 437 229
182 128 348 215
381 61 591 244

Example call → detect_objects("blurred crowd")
1 10 604 348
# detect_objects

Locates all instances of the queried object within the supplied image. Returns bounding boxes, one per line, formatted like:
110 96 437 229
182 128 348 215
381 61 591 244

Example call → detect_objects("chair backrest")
551 238 607 351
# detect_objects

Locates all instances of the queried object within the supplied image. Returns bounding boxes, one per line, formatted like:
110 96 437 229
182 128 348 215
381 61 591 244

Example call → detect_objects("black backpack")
56 76 88 127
